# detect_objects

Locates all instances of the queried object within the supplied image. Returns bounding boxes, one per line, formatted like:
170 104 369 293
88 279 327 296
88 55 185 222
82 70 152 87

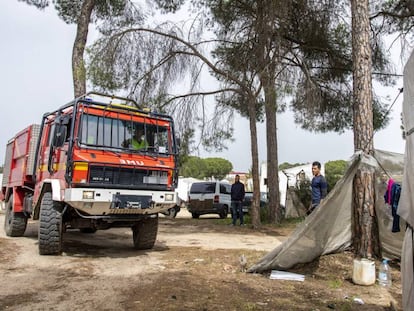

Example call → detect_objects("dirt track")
0 209 402 310
0 210 287 310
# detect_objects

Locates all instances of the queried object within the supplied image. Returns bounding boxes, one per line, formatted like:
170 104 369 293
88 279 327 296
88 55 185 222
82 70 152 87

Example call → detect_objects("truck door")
37 115 70 182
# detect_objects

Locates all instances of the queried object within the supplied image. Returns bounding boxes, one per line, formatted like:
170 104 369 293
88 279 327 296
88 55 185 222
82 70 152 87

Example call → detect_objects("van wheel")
191 213 199 219
219 211 227 219
38 192 63 255
4 196 27 237
166 207 178 218
132 216 158 250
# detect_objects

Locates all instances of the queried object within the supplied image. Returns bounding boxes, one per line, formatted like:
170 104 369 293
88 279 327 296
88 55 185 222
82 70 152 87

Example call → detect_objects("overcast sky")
0 1 408 172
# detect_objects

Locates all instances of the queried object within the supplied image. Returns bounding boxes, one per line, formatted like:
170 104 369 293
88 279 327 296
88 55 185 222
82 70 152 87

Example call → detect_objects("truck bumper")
64 188 176 215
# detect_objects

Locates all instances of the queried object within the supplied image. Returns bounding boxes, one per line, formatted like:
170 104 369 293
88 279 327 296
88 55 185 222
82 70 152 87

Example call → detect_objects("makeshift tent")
399 50 414 311
248 149 405 273
284 188 307 218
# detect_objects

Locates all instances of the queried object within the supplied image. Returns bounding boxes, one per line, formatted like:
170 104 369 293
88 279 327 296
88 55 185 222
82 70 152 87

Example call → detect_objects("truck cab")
2 92 179 255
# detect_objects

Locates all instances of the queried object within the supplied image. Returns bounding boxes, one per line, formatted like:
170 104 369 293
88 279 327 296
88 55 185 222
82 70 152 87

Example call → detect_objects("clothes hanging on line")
384 178 401 233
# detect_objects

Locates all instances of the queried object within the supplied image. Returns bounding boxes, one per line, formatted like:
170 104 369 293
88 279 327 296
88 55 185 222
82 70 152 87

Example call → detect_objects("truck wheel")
38 192 63 255
132 216 158 250
191 213 200 219
4 196 27 237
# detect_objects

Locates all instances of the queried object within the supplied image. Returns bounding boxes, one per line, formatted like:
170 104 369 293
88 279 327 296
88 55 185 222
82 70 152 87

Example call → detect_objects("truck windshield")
79 113 172 154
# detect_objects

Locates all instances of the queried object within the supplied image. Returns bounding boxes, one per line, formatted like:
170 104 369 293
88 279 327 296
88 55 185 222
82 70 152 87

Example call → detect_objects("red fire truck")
2 92 179 255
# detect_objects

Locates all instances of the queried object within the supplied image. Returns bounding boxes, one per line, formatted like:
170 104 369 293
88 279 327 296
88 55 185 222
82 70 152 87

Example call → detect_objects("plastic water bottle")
378 259 392 287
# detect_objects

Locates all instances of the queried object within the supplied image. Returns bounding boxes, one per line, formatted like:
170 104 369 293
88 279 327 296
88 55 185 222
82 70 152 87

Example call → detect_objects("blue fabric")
390 183 401 232
311 175 328 205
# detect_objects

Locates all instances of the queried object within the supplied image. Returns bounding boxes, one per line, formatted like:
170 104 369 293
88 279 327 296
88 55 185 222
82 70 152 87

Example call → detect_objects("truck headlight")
82 190 95 200
165 193 174 202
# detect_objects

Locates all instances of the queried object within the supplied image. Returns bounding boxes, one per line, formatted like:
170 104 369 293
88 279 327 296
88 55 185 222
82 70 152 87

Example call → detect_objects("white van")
187 181 231 218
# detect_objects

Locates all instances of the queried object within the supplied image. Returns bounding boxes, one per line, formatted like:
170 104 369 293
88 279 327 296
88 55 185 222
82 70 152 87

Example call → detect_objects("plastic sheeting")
248 150 406 273
399 50 414 311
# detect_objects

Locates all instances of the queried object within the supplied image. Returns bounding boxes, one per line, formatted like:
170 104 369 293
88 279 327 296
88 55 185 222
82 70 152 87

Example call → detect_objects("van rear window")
190 182 215 193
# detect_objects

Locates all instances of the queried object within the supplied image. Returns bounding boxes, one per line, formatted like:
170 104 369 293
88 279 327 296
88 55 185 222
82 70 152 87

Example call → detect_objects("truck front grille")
89 165 146 187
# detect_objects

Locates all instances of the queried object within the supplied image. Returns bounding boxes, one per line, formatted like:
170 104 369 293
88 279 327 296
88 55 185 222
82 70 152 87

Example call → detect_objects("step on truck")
2 92 179 255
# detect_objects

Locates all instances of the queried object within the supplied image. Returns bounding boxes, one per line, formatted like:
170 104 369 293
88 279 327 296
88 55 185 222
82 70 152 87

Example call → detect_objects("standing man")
308 161 328 215
231 174 245 226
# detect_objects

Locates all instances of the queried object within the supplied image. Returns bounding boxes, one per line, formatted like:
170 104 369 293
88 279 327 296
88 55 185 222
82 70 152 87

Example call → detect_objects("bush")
325 160 347 192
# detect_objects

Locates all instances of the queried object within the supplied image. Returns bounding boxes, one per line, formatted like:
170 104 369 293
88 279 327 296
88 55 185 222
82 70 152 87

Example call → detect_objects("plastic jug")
352 258 375 285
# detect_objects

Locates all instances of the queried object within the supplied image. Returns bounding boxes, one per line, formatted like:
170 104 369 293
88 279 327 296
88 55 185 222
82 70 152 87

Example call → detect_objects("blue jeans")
232 201 243 225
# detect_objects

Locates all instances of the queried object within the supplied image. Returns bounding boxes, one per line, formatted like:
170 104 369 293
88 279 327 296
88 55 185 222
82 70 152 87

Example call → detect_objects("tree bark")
256 1 281 224
72 0 95 98
352 167 380 258
247 96 261 228
264 81 281 224
351 0 380 258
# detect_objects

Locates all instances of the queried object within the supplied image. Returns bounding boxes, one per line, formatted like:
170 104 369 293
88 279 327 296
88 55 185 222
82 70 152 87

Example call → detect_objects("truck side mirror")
53 125 67 148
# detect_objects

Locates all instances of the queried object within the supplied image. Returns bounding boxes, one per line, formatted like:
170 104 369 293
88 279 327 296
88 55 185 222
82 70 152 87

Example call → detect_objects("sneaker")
240 224 245 226
229 223 235 226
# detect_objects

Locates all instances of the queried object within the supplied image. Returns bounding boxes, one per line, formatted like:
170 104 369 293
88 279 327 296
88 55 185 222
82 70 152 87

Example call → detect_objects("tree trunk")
255 1 281 224
263 81 281 224
352 167 380 258
351 0 380 258
247 96 261 229
72 0 95 98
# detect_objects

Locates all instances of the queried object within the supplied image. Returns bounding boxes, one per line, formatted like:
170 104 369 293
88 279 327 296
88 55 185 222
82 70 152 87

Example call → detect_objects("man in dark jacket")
308 161 327 215
231 175 245 226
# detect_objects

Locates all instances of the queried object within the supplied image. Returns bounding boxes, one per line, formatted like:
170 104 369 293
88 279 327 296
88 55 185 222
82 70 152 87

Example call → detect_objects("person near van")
231 174 245 226
308 161 327 215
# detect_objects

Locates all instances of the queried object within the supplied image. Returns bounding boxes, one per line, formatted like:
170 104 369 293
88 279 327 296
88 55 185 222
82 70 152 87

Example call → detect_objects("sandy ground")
0 209 284 273
0 209 402 310
159 209 286 251
0 209 287 310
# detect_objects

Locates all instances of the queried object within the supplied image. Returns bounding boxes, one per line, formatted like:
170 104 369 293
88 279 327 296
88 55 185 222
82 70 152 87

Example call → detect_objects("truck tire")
191 212 200 219
4 196 28 237
38 192 63 255
132 216 158 250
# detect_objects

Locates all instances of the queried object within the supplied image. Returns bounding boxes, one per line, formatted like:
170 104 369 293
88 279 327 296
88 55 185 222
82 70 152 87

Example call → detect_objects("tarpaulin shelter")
399 50 414 311
248 150 405 273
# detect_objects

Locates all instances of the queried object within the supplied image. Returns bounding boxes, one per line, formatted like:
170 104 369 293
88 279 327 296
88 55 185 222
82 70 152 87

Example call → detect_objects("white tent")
399 49 414 311
283 163 325 188
260 162 323 217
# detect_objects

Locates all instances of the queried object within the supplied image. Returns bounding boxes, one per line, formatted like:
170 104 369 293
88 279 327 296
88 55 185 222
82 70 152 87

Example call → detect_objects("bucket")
352 258 375 285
